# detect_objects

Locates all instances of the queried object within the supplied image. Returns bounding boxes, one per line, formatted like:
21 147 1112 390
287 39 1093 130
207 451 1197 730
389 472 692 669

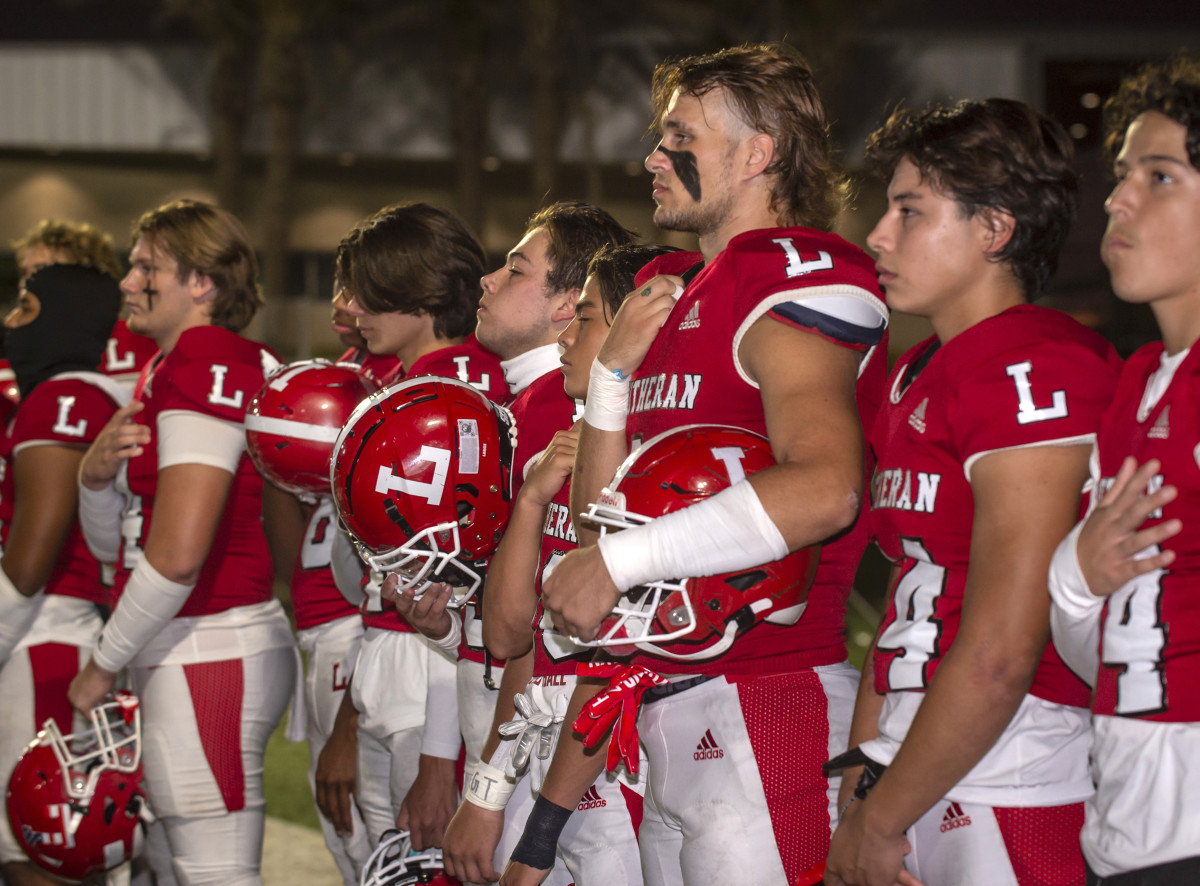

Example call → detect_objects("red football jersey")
870 305 1120 706
0 373 123 605
100 320 158 386
115 326 276 616
337 346 401 387
531 478 592 677
289 496 358 631
624 228 888 675
1093 343 1200 722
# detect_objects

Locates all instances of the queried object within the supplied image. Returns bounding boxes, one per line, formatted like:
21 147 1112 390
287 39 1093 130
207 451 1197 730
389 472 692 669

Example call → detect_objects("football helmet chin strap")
354 520 480 608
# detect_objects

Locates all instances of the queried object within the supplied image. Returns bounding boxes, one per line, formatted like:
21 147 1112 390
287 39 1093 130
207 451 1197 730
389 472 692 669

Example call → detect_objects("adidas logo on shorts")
577 785 606 811
940 801 972 832
694 728 724 760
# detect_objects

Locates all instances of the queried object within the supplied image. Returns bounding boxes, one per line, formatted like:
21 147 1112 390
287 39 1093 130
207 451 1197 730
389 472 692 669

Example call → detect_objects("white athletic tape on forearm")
583 358 630 433
599 480 789 593
77 481 124 563
463 760 516 812
0 565 43 664
92 558 195 672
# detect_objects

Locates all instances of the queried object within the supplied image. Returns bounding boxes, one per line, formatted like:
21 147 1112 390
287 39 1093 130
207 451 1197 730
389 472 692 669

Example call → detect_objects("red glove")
572 662 667 774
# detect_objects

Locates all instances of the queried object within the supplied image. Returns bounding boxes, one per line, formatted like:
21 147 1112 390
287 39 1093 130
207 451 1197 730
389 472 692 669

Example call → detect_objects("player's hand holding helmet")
330 376 515 607
580 424 819 660
360 828 460 886
6 690 150 882
245 358 380 497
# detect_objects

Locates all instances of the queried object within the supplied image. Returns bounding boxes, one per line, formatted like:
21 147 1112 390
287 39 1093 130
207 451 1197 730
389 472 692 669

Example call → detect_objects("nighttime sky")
6 0 1200 41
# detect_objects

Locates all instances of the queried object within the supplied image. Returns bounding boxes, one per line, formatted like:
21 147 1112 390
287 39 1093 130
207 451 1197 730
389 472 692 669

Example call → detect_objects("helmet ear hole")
723 570 767 592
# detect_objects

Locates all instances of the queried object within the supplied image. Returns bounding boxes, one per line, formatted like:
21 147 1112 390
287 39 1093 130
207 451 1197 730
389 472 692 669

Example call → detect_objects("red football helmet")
580 424 819 660
360 829 459 886
6 692 149 882
245 359 379 497
330 376 515 606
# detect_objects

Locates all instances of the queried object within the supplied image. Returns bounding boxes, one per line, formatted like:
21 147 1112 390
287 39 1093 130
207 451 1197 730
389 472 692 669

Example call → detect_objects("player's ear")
548 286 581 326
744 132 776 180
978 208 1016 257
188 271 217 304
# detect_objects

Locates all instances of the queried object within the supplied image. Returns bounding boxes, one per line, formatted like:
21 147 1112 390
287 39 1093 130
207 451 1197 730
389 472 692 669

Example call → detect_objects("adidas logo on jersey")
1149 405 1170 439
908 398 929 433
939 801 971 832
678 302 701 331
694 729 724 760
577 785 607 811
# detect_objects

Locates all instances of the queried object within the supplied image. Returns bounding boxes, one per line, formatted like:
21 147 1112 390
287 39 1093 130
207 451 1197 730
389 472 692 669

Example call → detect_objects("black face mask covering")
3 264 122 399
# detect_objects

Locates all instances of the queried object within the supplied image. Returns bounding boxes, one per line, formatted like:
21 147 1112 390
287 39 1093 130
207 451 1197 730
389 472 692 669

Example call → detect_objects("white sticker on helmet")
458 419 480 474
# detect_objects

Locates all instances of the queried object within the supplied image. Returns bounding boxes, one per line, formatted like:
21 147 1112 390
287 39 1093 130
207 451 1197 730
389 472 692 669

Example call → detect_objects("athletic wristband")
583 358 630 433
598 479 789 592
463 760 516 812
0 565 43 664
77 481 124 563
426 610 462 653
510 795 572 869
93 558 195 672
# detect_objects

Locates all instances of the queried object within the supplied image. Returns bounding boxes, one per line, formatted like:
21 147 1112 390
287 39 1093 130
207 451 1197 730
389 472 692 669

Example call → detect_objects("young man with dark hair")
1048 54 1200 886
516 43 889 885
315 203 504 862
825 98 1122 886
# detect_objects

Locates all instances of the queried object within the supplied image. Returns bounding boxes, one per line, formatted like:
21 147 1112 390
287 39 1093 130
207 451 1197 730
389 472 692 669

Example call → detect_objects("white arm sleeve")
330 528 366 606
92 558 195 672
420 642 462 760
0 566 43 665
157 410 246 472
598 479 789 592
77 481 125 563
1047 521 1103 687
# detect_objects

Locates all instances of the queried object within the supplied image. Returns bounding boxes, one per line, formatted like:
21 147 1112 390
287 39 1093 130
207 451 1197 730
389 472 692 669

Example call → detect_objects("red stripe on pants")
29 643 80 735
183 659 247 812
737 670 831 883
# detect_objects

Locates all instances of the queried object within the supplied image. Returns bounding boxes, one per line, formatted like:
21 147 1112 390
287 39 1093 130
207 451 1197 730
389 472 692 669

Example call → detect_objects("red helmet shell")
587 424 819 655
246 359 379 497
6 695 147 882
330 376 514 603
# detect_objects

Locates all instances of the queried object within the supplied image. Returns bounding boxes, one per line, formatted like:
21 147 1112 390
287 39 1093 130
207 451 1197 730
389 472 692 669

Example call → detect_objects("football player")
824 100 1122 886
518 44 889 885
316 203 505 859
1047 55 1200 885
441 243 676 885
69 200 298 886
0 264 124 886
12 218 158 393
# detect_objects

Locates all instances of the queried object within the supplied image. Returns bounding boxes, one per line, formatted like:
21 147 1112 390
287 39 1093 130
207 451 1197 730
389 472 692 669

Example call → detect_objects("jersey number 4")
1102 560 1168 715
876 538 946 690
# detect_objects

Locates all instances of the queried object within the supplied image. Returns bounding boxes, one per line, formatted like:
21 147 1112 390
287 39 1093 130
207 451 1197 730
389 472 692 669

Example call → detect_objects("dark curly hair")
586 243 681 323
650 43 848 231
866 98 1077 298
1103 53 1200 172
335 203 485 340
